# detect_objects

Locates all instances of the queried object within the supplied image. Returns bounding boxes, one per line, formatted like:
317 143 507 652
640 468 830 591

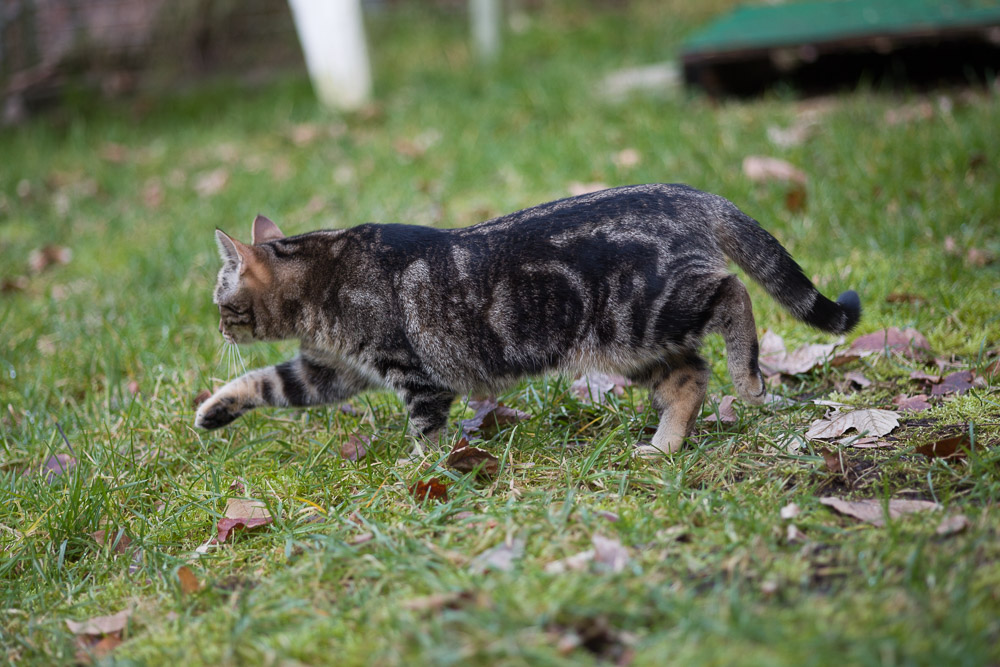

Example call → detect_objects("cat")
195 184 860 455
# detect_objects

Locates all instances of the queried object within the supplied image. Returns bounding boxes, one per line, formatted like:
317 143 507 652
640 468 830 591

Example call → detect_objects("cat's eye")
220 304 248 316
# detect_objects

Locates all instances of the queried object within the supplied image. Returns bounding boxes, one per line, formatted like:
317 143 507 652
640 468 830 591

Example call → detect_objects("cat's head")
213 215 291 344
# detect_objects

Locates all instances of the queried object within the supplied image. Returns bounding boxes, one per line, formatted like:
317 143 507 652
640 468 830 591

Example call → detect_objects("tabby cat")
195 184 860 455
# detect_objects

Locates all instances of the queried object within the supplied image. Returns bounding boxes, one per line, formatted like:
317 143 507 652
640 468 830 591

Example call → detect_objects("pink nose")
218 318 224 333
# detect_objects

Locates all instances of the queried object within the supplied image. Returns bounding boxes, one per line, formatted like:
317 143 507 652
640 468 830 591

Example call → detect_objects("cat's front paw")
194 393 244 430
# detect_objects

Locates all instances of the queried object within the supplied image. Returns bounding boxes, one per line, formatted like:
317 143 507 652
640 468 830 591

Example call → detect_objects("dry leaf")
843 327 932 360
409 478 449 503
930 370 974 396
914 433 969 460
704 395 738 423
545 549 595 574
758 330 840 376
28 245 72 273
469 537 524 573
892 393 931 412
446 437 500 477
742 155 807 185
843 371 872 388
612 148 641 168
340 434 370 462
28 453 77 483
784 185 807 213
216 498 273 543
98 142 130 163
935 514 970 536
806 409 899 440
570 372 633 405
91 529 132 554
820 497 940 526
786 524 807 542
401 590 486 613
459 398 530 438
66 608 132 635
909 370 941 383
1 276 28 293
567 181 609 196
886 293 925 304
194 168 229 198
818 447 845 474
592 534 629 573
349 532 374 546
779 503 800 519
177 565 201 594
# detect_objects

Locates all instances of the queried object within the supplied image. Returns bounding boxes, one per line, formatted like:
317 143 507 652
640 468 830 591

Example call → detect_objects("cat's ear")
251 215 285 245
216 229 250 268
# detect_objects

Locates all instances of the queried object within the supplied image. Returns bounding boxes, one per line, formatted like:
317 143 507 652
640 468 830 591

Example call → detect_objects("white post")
287 0 372 111
470 0 501 62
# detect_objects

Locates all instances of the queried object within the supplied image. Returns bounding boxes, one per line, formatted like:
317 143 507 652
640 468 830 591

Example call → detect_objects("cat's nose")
218 318 224 333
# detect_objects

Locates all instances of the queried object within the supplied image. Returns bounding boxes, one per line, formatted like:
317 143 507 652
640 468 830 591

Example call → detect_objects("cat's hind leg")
195 354 371 429
634 354 710 457
705 275 766 405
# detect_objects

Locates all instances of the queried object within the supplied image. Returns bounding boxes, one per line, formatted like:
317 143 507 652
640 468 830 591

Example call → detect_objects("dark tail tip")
835 289 862 333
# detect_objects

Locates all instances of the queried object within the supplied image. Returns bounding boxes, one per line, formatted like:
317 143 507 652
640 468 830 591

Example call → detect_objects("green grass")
2 1 1000 664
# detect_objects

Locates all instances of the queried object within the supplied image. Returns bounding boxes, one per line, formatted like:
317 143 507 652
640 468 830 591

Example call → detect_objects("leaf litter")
820 497 940 527
216 498 274 543
446 437 500 477
806 409 899 440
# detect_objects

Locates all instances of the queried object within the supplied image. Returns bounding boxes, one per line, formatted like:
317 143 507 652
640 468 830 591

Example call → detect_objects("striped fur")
195 185 860 454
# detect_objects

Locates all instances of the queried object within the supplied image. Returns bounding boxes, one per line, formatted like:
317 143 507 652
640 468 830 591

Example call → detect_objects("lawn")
2 1 999 664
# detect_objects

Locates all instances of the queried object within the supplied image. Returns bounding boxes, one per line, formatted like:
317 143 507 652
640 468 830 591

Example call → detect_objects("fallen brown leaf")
612 148 642 168
91 529 132 554
99 142 130 163
1 276 29 293
885 293 925 304
570 372 633 405
340 433 370 462
469 537 524 573
818 447 845 474
35 453 77 483
930 370 974 396
409 478 449 503
28 245 72 273
194 168 229 198
909 370 941 383
935 514 970 536
780 503 800 519
460 398 530 438
843 371 872 388
216 498 274 543
401 590 487 613
784 185 807 213
758 330 840 376
446 437 500 477
892 393 931 412
820 497 940 526
842 327 932 361
742 155 808 185
914 433 969 460
704 395 738 423
177 565 201 594
806 408 899 440
567 181 610 196
66 608 132 635
592 534 629 573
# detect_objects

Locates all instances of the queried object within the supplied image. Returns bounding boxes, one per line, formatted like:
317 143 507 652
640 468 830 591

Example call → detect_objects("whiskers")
216 338 248 380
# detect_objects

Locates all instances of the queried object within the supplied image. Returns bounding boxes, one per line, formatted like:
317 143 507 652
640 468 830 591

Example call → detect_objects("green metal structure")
681 0 1000 95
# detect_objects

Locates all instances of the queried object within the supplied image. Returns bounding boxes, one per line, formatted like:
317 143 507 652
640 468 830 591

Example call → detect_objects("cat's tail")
715 205 861 334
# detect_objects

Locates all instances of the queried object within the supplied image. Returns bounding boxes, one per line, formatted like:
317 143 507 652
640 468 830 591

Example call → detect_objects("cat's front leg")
394 381 456 452
195 354 371 430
